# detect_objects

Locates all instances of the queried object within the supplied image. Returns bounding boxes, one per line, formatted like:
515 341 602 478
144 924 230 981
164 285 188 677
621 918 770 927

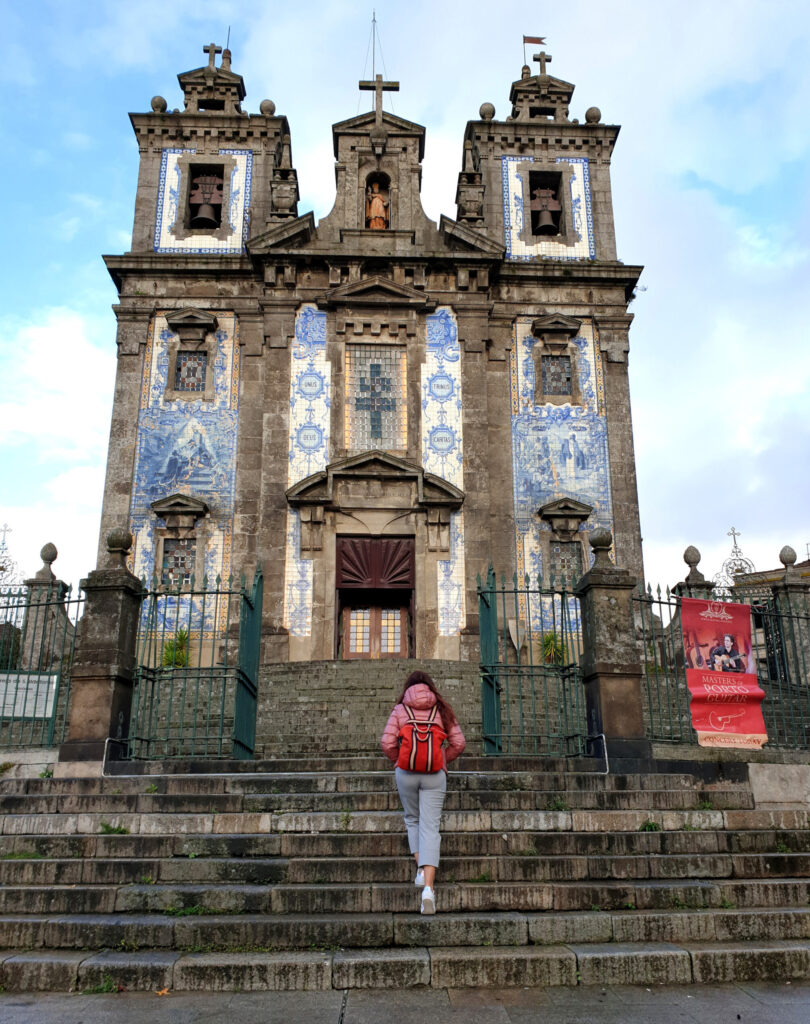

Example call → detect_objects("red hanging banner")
680 597 768 749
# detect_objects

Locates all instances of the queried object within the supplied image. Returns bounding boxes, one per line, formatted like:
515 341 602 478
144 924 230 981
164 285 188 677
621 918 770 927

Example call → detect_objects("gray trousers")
395 766 447 868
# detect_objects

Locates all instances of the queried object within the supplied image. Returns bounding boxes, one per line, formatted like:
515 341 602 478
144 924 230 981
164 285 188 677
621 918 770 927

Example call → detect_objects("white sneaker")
421 885 436 915
414 869 425 887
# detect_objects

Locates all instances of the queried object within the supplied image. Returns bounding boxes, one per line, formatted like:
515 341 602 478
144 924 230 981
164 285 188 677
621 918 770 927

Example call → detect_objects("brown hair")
396 670 458 731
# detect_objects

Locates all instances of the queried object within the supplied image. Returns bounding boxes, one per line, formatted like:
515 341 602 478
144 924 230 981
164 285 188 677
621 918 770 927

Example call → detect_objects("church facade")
98 44 643 665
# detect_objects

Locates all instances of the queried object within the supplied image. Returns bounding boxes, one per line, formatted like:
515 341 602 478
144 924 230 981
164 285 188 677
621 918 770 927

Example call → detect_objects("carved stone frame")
530 314 583 407
163 309 219 403
516 159 581 249
150 494 209 586
170 152 239 244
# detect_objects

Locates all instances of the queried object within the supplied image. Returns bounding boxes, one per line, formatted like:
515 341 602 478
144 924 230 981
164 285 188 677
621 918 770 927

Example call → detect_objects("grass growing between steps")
164 905 240 917
99 822 130 835
1 851 44 859
82 973 120 995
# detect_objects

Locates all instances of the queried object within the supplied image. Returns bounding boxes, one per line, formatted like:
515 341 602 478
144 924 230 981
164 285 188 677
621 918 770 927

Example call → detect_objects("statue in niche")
365 181 389 230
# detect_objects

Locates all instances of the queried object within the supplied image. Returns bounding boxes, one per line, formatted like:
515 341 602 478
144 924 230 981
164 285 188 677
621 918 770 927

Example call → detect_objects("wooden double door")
336 537 414 660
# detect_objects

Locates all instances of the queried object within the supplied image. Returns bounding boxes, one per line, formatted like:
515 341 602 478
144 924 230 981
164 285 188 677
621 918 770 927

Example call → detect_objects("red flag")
523 35 546 45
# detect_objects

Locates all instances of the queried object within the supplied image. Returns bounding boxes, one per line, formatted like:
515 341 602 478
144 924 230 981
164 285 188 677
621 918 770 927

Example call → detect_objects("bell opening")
188 164 225 230
528 170 563 236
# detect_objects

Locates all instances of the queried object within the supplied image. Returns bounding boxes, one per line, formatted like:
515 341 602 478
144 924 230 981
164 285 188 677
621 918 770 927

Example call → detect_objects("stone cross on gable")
203 43 222 70
533 50 552 75
359 73 400 125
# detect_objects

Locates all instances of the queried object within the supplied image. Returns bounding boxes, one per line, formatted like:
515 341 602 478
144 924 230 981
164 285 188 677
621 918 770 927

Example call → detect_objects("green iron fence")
0 582 84 748
478 566 586 756
636 583 810 750
127 568 263 760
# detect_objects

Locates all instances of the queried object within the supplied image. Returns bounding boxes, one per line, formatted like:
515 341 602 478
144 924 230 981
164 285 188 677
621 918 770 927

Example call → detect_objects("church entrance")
335 537 414 659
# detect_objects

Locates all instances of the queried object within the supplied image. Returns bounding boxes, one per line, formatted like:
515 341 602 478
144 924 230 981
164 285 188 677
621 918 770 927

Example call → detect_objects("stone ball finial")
521 64 531 79
683 545 701 570
479 102 495 121
589 527 613 568
151 95 168 113
106 528 133 569
40 543 57 567
260 99 276 116
780 545 797 568
585 106 601 124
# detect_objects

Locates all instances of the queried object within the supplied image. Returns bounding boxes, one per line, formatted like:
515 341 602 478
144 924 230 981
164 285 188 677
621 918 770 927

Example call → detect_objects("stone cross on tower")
359 73 400 126
203 43 222 70
533 50 552 75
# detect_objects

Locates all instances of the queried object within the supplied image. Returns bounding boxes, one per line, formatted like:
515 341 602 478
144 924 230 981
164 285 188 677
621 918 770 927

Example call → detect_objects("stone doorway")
335 537 414 659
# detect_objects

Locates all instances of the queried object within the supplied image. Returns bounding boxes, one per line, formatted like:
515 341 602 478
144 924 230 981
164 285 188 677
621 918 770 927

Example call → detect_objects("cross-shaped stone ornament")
203 43 222 70
359 73 400 125
0 523 10 547
533 51 552 75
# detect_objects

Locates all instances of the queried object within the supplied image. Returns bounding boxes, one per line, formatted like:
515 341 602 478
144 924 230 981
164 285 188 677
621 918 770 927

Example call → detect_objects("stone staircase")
2 754 810 992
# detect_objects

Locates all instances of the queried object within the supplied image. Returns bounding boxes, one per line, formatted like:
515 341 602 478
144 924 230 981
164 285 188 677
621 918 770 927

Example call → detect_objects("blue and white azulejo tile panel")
128 313 240 585
153 148 253 254
283 305 330 637
509 317 613 591
422 308 466 636
501 155 595 261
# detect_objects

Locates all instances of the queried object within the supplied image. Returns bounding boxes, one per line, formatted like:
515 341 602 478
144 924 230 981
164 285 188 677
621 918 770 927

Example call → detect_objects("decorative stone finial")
585 106 601 124
521 65 531 80
589 527 613 568
151 95 168 113
780 545 797 568
260 99 276 116
683 545 701 571
106 528 133 569
221 48 232 71
479 102 495 121
40 543 57 568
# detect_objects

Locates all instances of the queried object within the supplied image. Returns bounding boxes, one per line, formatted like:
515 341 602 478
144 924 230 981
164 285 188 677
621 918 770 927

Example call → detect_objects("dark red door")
336 537 414 659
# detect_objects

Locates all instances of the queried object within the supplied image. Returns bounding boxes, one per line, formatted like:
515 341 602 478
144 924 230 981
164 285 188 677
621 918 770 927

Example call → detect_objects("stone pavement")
2 982 810 1023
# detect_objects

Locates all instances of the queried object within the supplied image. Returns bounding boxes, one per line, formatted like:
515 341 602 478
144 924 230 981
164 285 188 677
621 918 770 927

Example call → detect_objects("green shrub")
162 628 189 667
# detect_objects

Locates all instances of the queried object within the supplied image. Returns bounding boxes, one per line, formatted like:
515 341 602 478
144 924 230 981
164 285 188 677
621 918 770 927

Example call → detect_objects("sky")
0 0 808 590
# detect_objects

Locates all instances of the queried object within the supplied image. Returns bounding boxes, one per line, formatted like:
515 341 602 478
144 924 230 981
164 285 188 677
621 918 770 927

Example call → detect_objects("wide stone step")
5 827 808 861
3 937 810 991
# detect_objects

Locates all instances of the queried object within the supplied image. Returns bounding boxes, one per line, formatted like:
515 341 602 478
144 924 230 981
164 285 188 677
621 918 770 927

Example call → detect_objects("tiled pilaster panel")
423 308 466 636
282 306 329 637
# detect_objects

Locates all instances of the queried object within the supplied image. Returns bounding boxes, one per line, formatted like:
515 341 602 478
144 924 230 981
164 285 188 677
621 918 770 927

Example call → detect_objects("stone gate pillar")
574 528 651 762
58 529 143 767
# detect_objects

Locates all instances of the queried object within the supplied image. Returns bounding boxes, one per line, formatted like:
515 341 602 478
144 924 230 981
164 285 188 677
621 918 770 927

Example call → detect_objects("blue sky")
1 0 809 588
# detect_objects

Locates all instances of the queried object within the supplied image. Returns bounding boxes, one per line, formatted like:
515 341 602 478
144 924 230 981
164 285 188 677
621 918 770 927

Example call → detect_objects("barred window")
549 541 582 583
345 344 407 450
175 351 207 392
161 538 196 587
541 355 572 395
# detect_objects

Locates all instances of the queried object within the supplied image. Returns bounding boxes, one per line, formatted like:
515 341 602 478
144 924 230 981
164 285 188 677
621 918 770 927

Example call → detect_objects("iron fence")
636 582 810 750
478 567 586 756
0 582 84 747
127 568 263 760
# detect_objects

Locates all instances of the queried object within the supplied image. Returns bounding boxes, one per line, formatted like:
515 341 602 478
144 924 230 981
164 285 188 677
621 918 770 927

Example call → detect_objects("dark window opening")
198 99 225 111
175 351 207 392
529 106 556 119
542 355 572 395
189 164 225 229
528 170 562 235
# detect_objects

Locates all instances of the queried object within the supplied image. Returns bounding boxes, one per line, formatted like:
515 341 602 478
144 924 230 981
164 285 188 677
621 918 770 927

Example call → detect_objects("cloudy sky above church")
0 0 808 587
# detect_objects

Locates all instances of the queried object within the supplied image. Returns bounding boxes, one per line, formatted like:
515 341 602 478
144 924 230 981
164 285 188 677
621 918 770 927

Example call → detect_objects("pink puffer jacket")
381 683 466 770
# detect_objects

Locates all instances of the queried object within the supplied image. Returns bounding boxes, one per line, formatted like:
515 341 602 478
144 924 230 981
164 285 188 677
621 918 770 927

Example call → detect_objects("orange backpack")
397 705 447 773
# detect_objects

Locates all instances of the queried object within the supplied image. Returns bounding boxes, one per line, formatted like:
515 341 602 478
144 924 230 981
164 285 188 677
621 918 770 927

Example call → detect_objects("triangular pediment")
538 497 593 518
316 275 435 311
178 65 246 99
286 451 464 508
165 308 218 332
531 313 582 338
151 493 209 517
248 213 316 254
333 110 425 134
439 216 505 257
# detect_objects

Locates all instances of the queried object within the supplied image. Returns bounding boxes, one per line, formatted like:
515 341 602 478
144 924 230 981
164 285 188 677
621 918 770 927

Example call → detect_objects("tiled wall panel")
423 308 466 635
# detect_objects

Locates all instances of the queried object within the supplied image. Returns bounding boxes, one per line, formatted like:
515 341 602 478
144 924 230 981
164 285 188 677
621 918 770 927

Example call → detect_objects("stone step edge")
3 939 810 991
3 808 805 835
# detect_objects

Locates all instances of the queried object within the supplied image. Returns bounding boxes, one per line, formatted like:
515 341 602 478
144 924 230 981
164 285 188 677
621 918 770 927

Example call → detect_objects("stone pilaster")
59 529 143 765
574 528 651 761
